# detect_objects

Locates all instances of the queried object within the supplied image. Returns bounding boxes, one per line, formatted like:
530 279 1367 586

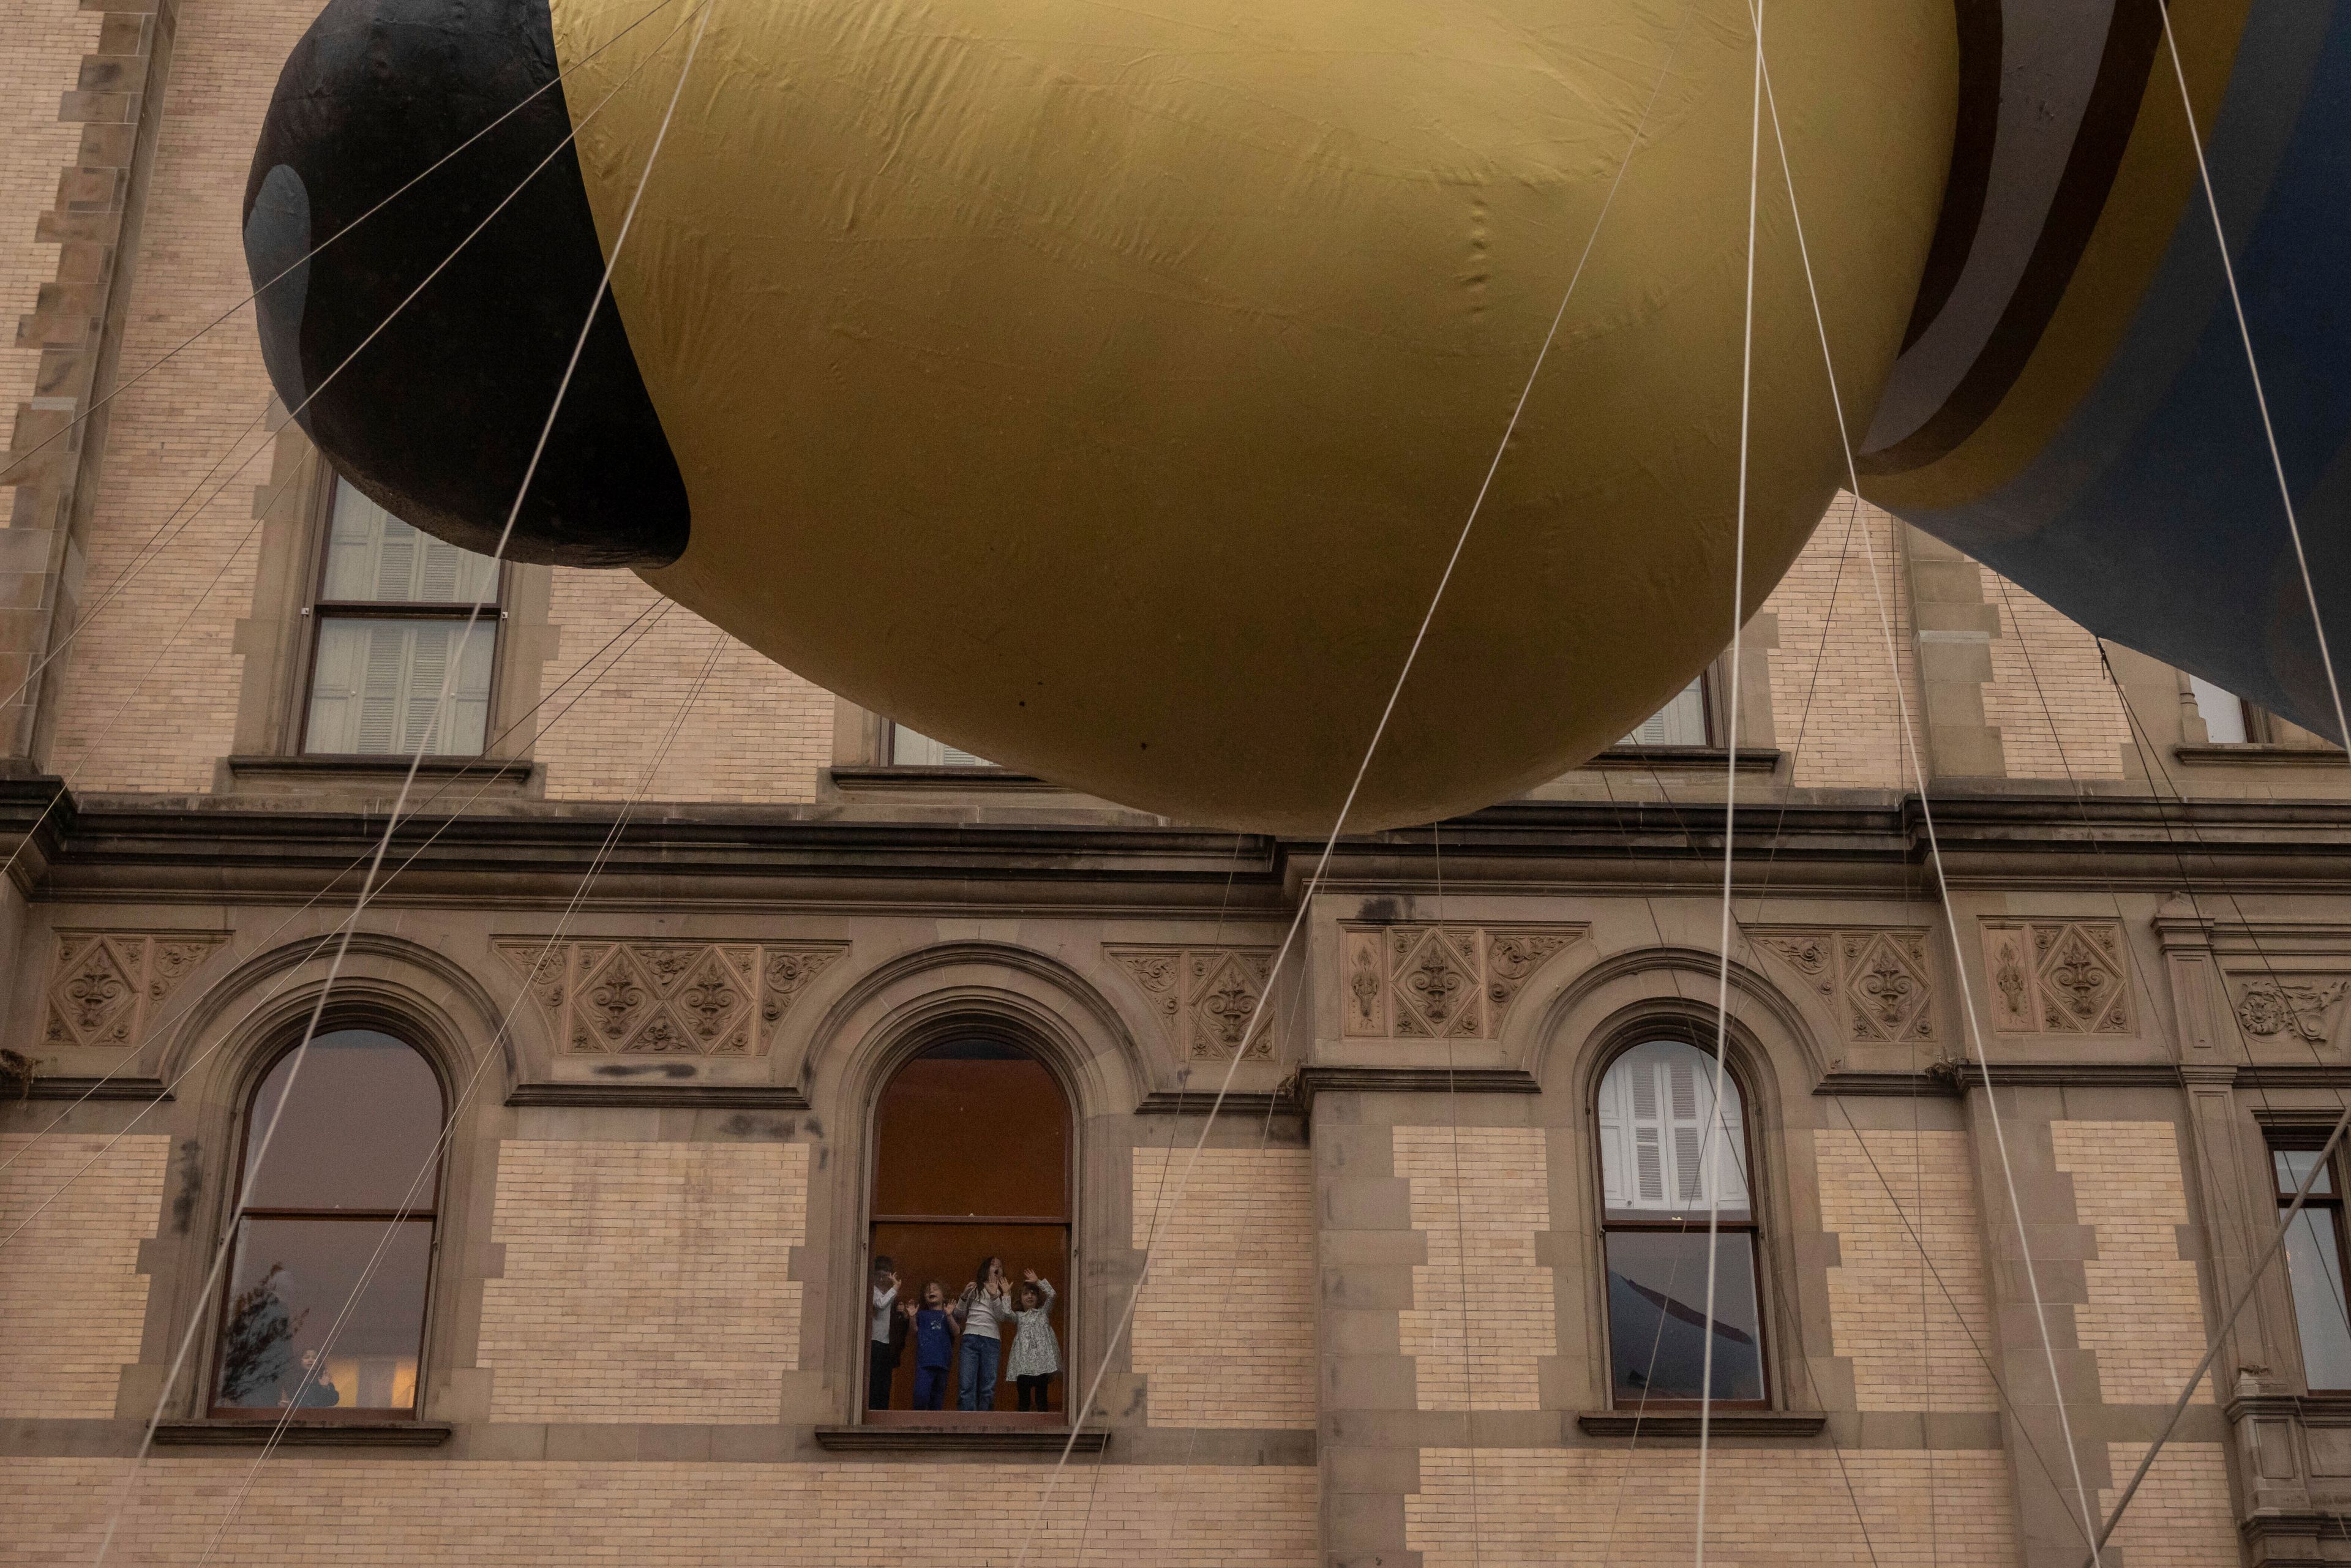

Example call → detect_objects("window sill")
1577 1411 1825 1438
2173 744 2349 767
152 1420 452 1447
226 754 536 787
1580 746 1782 775
814 1424 1108 1454
828 764 1053 791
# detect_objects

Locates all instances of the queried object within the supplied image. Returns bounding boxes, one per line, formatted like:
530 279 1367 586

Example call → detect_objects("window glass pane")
1622 678 1709 747
1597 1040 1749 1220
892 723 991 767
241 1030 443 1211
2282 1202 2351 1389
321 482 498 605
2189 674 2249 745
874 1042 1068 1219
214 1217 431 1412
1606 1229 1765 1403
2276 1149 2337 1197
869 1221 1068 1414
306 618 493 756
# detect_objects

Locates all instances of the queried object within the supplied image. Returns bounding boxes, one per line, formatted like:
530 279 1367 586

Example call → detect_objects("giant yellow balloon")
247 0 1954 831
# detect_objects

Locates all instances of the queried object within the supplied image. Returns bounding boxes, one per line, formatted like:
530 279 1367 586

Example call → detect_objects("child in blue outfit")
901 1281 955 1411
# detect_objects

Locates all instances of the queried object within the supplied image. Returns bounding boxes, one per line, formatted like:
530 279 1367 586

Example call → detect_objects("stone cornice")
12 776 2351 905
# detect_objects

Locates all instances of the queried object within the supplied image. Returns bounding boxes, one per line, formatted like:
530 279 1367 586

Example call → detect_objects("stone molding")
504 1081 811 1109
1749 927 1937 1045
42 929 224 1049
150 1422 452 1447
1338 923 1583 1041
1106 945 1280 1060
497 937 844 1056
1979 919 2133 1034
1576 1411 1828 1438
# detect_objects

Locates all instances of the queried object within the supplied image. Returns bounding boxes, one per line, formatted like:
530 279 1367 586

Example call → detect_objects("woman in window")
1593 1037 1768 1406
211 1029 444 1419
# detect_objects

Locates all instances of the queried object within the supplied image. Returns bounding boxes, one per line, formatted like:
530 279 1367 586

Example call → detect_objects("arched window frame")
1587 1022 1777 1412
203 1013 454 1424
857 1016 1081 1425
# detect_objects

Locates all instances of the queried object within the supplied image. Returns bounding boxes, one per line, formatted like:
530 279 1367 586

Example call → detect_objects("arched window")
211 1029 444 1419
1594 1038 1767 1407
868 1038 1071 1421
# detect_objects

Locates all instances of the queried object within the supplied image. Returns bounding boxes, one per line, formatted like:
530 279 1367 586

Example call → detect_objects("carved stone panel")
1978 920 2133 1035
1337 925 1582 1041
1107 947 1278 1060
43 931 227 1049
497 939 846 1056
1751 928 1936 1045
2232 980 2351 1046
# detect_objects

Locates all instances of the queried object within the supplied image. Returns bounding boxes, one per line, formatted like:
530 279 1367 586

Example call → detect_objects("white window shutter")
1622 677 1709 747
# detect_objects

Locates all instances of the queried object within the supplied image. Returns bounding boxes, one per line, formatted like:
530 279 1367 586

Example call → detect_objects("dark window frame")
296 477 509 759
2271 1132 2351 1394
1590 1032 1774 1412
206 1030 447 1423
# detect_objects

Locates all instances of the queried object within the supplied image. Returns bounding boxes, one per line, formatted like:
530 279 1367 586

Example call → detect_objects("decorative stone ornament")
42 931 227 1050
497 939 846 1056
1106 947 1279 1061
1751 929 1937 1046
1978 921 2132 1035
1337 925 1581 1041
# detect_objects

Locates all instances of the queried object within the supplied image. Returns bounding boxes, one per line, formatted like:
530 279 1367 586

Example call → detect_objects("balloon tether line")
88 3 717 1557
1006 31 1683 1568
1744 9 2107 1560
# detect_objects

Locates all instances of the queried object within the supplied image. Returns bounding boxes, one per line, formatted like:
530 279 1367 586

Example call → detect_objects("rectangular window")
1622 676 1710 747
2189 674 2252 745
302 481 500 757
891 722 991 767
2274 1142 2351 1390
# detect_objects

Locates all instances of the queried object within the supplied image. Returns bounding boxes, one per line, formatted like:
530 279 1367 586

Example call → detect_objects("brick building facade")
7 4 2351 1566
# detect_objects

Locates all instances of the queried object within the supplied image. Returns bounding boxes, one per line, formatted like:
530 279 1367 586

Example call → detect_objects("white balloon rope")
0 598 673 1230
186 627 729 1568
0 0 711 730
1431 819 1483 1568
2153 0 2351 749
1693 1 1763 1558
1008 23 1684 1566
1742 17 2105 1560
88 4 716 1555
2072 651 2351 1565
0 0 697 493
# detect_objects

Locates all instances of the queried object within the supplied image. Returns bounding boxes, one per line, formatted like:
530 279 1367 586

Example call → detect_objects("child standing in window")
1003 1268 1060 1412
953 1256 1015 1411
906 1283 955 1412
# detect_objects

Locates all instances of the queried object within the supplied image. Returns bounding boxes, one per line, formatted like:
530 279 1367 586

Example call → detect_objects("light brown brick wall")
1407 1447 2017 1568
2101 1442 2239 1568
1392 1125 1554 1412
1762 495 1919 790
0 1133 166 1417
1130 1146 1316 1428
0 1457 1318 1566
477 1139 808 1423
533 569 833 803
2049 1120 2211 1405
0 0 100 430
1817 1127 1999 1411
1981 571 2132 781
42 0 315 792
